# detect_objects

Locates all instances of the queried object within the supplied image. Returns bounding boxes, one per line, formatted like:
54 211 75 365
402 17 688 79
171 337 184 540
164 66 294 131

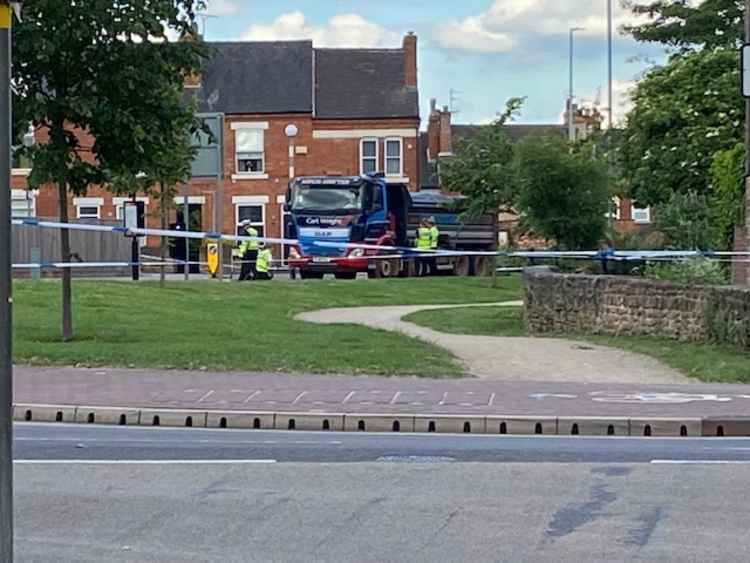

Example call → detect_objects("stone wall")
524 271 750 349
733 227 748 286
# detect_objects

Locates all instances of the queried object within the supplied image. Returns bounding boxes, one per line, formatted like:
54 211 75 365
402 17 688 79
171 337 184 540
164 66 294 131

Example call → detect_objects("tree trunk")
57 182 73 342
160 182 167 287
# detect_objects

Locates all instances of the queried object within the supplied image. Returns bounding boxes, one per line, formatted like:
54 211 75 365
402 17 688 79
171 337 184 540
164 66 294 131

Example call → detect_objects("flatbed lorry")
284 174 498 279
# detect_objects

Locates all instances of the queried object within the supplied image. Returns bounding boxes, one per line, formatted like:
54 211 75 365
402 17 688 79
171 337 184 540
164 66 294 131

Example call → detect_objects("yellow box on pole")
0 6 10 29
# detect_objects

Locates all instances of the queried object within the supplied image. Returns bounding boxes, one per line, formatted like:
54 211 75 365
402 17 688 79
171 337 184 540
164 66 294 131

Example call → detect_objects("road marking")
342 391 356 404
438 392 448 406
389 391 402 405
650 460 750 465
291 391 308 405
243 390 261 403
14 460 278 465
196 390 215 403
488 393 496 407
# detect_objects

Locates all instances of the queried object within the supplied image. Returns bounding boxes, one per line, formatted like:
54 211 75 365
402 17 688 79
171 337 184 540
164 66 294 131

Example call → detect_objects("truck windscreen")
291 185 362 214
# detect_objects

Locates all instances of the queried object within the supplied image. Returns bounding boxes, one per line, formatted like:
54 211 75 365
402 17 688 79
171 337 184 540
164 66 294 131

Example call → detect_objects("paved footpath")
297 302 689 384
13 366 750 418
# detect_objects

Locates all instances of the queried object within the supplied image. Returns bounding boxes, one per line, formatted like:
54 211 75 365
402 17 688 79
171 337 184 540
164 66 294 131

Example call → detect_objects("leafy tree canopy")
709 143 746 249
515 136 610 250
623 0 743 50
617 48 741 206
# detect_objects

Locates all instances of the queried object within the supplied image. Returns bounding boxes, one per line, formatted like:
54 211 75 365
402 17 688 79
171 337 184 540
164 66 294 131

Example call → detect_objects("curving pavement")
296 302 690 384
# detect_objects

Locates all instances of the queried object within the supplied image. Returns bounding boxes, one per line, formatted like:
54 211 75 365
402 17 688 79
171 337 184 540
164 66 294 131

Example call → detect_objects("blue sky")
202 0 670 126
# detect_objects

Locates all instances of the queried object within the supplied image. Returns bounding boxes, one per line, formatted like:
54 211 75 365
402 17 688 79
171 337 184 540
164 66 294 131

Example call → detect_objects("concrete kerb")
10 403 743 437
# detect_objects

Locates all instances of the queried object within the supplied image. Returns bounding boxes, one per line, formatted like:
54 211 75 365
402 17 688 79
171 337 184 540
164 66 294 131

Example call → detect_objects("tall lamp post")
568 27 585 142
1 3 20 560
284 124 298 266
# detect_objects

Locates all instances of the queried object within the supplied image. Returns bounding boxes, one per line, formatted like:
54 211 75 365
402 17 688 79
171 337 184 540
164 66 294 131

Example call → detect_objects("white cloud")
242 12 401 48
577 79 636 127
204 0 239 17
434 0 651 53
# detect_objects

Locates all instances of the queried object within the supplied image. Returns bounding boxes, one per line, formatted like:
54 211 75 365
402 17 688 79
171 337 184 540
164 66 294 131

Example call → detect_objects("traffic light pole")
0 2 14 560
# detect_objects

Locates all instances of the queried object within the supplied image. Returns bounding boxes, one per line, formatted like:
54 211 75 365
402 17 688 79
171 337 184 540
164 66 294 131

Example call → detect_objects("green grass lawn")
405 306 750 383
13 276 521 377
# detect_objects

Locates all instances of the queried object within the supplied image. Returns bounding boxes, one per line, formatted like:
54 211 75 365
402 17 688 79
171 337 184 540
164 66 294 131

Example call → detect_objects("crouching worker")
255 245 274 281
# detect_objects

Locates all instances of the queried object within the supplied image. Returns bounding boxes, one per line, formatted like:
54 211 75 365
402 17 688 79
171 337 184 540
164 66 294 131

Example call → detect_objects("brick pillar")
403 32 417 88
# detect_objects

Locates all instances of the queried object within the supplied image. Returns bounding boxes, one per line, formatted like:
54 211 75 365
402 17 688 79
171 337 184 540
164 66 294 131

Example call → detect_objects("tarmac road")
14 423 750 463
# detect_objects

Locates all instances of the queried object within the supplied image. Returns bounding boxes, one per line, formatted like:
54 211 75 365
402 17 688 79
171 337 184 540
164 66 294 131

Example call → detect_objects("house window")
11 190 35 218
360 138 378 175
632 204 651 224
114 197 149 221
385 138 403 177
236 204 265 237
74 198 103 220
235 128 265 174
606 197 621 220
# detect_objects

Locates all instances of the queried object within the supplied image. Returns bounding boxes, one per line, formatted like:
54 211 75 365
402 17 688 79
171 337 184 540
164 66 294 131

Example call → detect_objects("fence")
12 219 131 277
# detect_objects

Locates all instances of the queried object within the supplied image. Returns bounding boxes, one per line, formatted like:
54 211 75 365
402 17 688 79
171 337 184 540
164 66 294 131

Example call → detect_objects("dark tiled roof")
315 49 419 119
189 41 313 114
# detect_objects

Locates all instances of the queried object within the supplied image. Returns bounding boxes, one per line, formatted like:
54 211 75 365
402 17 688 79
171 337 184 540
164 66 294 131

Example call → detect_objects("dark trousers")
239 250 258 281
256 271 273 281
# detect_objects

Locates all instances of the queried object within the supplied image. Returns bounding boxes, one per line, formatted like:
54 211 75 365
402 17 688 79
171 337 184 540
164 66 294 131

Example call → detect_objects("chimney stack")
403 32 418 88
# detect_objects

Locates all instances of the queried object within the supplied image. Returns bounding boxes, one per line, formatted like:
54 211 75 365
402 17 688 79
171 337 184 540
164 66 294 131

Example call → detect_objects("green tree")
710 143 746 250
13 0 206 340
654 190 715 250
617 49 741 207
515 136 610 250
622 0 743 50
440 98 524 217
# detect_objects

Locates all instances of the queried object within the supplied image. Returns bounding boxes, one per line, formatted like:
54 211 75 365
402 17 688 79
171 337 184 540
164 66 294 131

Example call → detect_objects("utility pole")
568 27 584 142
0 3 14 560
607 0 615 229
745 0 750 284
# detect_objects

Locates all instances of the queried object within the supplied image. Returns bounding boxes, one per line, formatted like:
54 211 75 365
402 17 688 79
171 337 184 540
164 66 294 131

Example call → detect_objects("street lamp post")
607 0 614 132
284 124 298 266
0 2 16 559
568 27 585 142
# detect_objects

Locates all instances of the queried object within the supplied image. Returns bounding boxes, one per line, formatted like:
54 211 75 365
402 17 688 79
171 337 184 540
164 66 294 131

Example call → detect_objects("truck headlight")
349 248 365 258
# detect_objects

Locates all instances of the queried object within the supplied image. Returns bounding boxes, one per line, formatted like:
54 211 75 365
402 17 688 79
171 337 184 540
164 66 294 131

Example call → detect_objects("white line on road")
389 391 402 405
291 391 308 405
243 390 262 404
488 393 496 407
342 391 356 404
196 390 215 403
14 460 278 465
651 460 750 465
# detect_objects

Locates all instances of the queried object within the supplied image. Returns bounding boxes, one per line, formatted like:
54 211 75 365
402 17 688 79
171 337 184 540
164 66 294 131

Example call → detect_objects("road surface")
12 426 750 563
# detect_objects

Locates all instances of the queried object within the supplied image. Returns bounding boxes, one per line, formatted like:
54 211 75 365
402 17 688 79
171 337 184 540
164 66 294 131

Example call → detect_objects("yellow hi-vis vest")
238 226 260 254
256 248 272 273
430 226 439 249
416 227 432 249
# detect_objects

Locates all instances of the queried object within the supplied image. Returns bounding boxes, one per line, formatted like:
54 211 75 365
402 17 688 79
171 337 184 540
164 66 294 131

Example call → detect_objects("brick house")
420 101 652 247
11 34 421 256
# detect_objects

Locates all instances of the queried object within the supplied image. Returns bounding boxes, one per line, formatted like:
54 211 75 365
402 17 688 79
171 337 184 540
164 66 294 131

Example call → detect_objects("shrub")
645 257 729 285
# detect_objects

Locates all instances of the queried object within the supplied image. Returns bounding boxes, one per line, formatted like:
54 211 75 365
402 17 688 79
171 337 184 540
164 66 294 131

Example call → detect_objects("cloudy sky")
201 0 671 126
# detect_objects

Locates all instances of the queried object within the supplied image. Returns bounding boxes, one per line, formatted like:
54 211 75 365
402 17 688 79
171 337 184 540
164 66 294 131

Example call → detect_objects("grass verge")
13 276 521 378
405 305 750 384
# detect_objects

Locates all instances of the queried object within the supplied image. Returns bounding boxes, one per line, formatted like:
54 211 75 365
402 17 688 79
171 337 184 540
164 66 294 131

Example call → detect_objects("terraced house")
10 33 421 259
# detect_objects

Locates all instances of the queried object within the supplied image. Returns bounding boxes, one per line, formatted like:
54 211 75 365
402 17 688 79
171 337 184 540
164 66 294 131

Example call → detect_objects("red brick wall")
403 33 417 88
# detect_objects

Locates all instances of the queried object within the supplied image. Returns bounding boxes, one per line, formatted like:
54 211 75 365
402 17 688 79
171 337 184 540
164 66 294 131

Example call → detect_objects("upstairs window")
235 128 265 174
632 205 651 224
385 138 403 177
360 138 378 175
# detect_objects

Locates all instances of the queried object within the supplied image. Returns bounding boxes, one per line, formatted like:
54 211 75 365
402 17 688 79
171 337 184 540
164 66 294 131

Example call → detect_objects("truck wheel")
375 259 400 278
334 272 357 280
453 256 470 277
472 257 492 277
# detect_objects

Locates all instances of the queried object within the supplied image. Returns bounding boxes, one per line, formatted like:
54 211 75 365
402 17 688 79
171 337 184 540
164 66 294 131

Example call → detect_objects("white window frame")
360 137 379 176
632 204 651 224
384 137 403 178
11 189 36 218
74 197 103 219
233 195 268 237
113 197 150 221
606 197 621 221
232 122 268 178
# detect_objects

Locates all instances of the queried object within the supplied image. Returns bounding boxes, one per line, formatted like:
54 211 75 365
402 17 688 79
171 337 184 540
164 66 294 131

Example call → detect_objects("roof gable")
190 41 313 115
315 48 419 119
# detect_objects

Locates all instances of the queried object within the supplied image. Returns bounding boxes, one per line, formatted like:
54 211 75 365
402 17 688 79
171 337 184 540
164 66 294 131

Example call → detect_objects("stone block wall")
524 271 750 349
733 227 748 286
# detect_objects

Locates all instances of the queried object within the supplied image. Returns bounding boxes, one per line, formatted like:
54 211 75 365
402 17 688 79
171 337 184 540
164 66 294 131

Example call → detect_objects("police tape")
11 217 750 262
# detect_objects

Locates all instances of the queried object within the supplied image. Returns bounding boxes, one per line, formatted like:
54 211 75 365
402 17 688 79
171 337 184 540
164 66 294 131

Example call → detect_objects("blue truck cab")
285 174 497 279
